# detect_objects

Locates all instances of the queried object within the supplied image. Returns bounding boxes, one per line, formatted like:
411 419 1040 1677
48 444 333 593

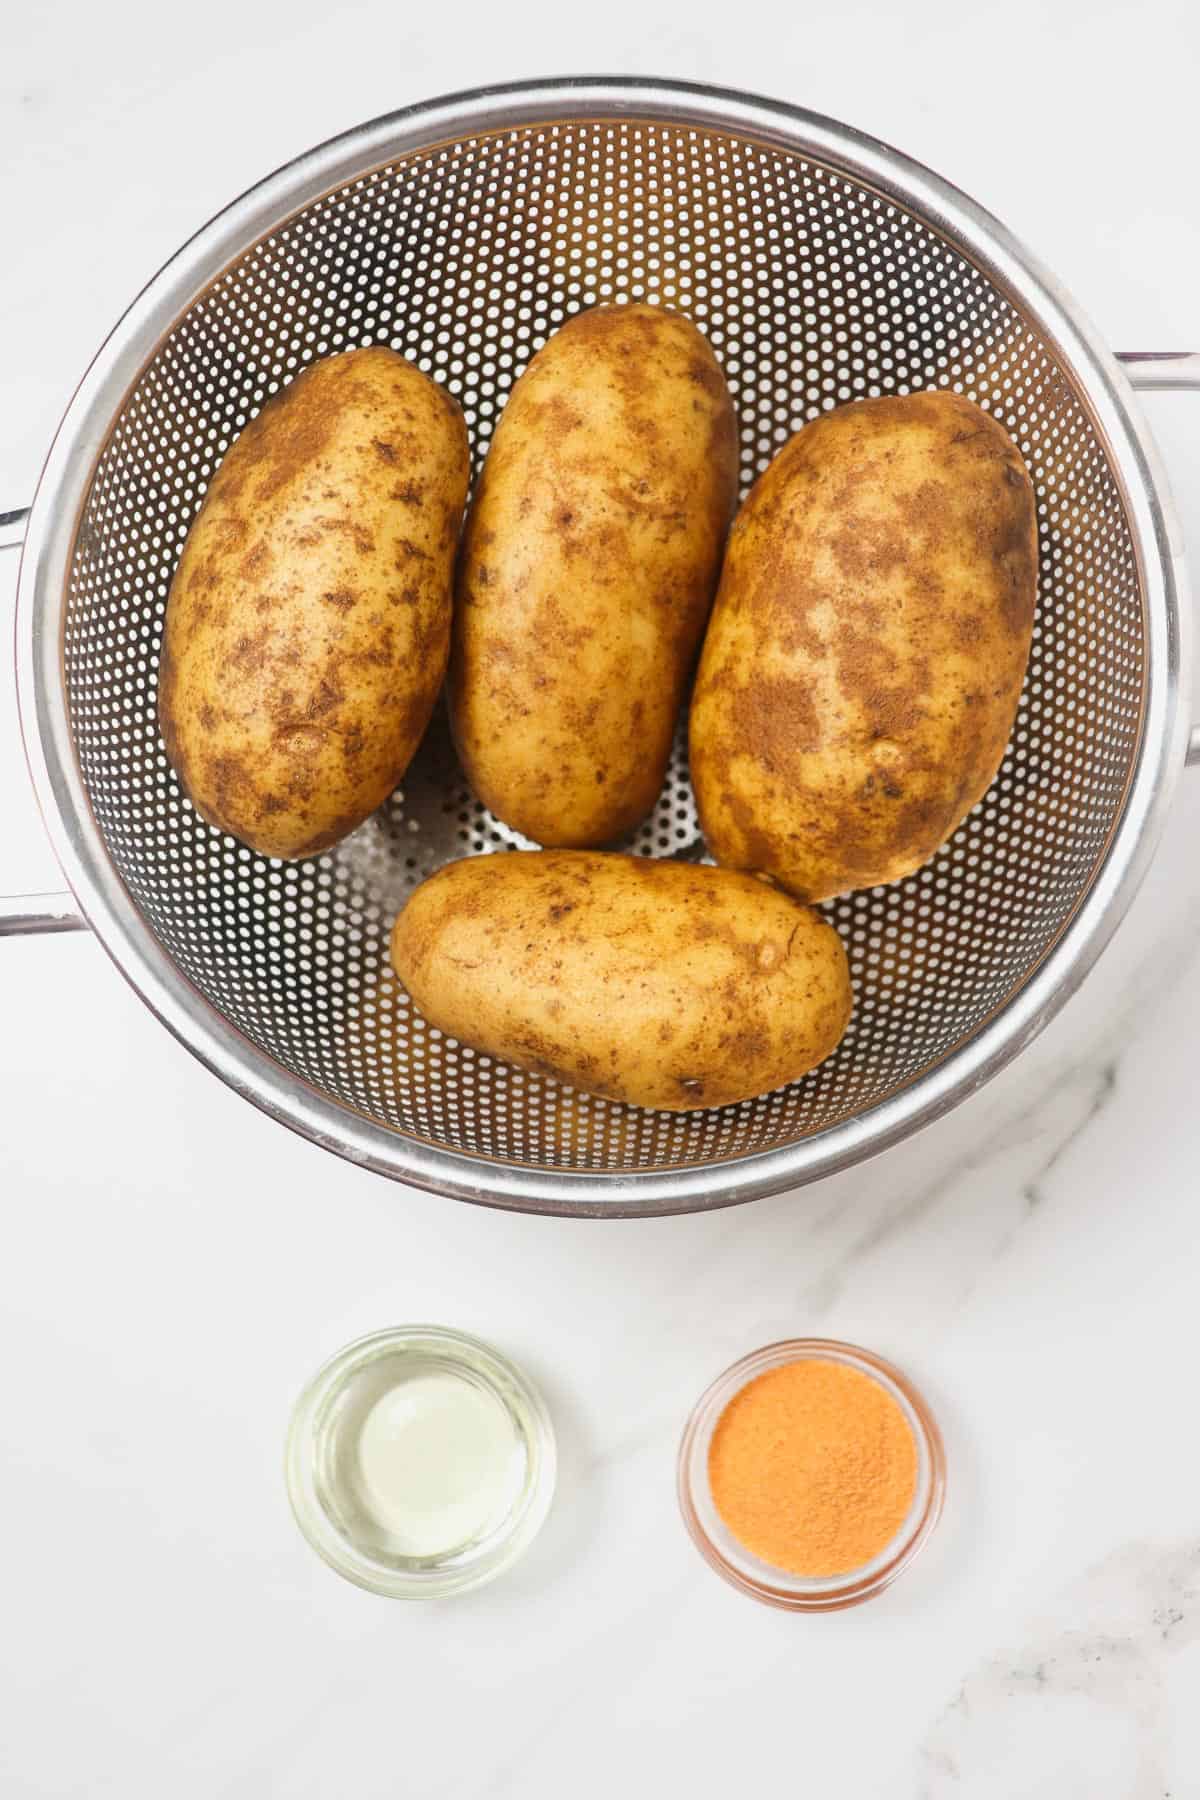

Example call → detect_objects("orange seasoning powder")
708 1358 919 1577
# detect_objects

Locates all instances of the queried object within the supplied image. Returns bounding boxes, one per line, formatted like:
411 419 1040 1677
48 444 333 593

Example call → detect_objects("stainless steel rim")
14 77 1190 1216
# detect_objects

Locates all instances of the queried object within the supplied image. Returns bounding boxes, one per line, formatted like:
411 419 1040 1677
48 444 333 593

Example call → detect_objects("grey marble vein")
918 1541 1200 1797
795 894 1200 1320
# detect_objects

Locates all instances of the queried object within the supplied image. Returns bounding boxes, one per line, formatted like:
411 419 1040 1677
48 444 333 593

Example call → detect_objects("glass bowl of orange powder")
677 1338 945 1610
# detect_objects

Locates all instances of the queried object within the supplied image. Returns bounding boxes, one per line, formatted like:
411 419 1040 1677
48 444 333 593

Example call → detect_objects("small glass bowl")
286 1326 556 1599
678 1337 945 1611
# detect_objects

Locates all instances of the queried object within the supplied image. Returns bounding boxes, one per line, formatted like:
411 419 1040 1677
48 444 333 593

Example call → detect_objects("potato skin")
690 391 1037 901
391 852 851 1112
158 347 469 859
449 305 737 846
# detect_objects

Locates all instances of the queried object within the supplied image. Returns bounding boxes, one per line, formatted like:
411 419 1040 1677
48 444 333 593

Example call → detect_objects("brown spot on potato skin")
728 675 822 765
718 1024 770 1065
690 390 1036 901
524 392 585 443
232 362 377 508
687 356 725 398
314 517 376 556
340 724 366 765
448 304 738 846
240 542 271 580
293 811 364 858
721 786 789 886
390 851 852 1111
229 628 271 675
307 677 344 719
828 512 912 583
157 649 180 746
202 752 258 829
156 346 469 859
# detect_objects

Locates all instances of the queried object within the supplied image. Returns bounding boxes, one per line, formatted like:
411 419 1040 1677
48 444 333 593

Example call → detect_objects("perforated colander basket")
5 80 1197 1214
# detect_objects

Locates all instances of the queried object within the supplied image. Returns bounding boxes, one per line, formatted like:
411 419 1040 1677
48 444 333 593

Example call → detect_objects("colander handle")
1118 351 1200 392
1119 353 1200 766
0 507 29 552
1 507 87 935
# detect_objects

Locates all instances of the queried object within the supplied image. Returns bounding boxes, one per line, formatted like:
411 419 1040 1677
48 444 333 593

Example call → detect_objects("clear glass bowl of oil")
286 1326 556 1598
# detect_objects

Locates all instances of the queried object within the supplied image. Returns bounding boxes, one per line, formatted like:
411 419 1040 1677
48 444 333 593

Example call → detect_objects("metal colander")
5 80 1196 1214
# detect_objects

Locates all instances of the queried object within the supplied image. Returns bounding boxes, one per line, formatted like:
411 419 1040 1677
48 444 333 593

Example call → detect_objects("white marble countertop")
4 5 1200 1795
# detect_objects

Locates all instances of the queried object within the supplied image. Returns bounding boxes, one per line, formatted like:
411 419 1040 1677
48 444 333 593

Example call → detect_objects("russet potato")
391 851 852 1112
449 304 737 846
158 346 469 859
689 391 1037 901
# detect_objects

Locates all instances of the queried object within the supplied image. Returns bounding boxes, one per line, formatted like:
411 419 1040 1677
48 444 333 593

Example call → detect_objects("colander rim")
14 76 1190 1216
